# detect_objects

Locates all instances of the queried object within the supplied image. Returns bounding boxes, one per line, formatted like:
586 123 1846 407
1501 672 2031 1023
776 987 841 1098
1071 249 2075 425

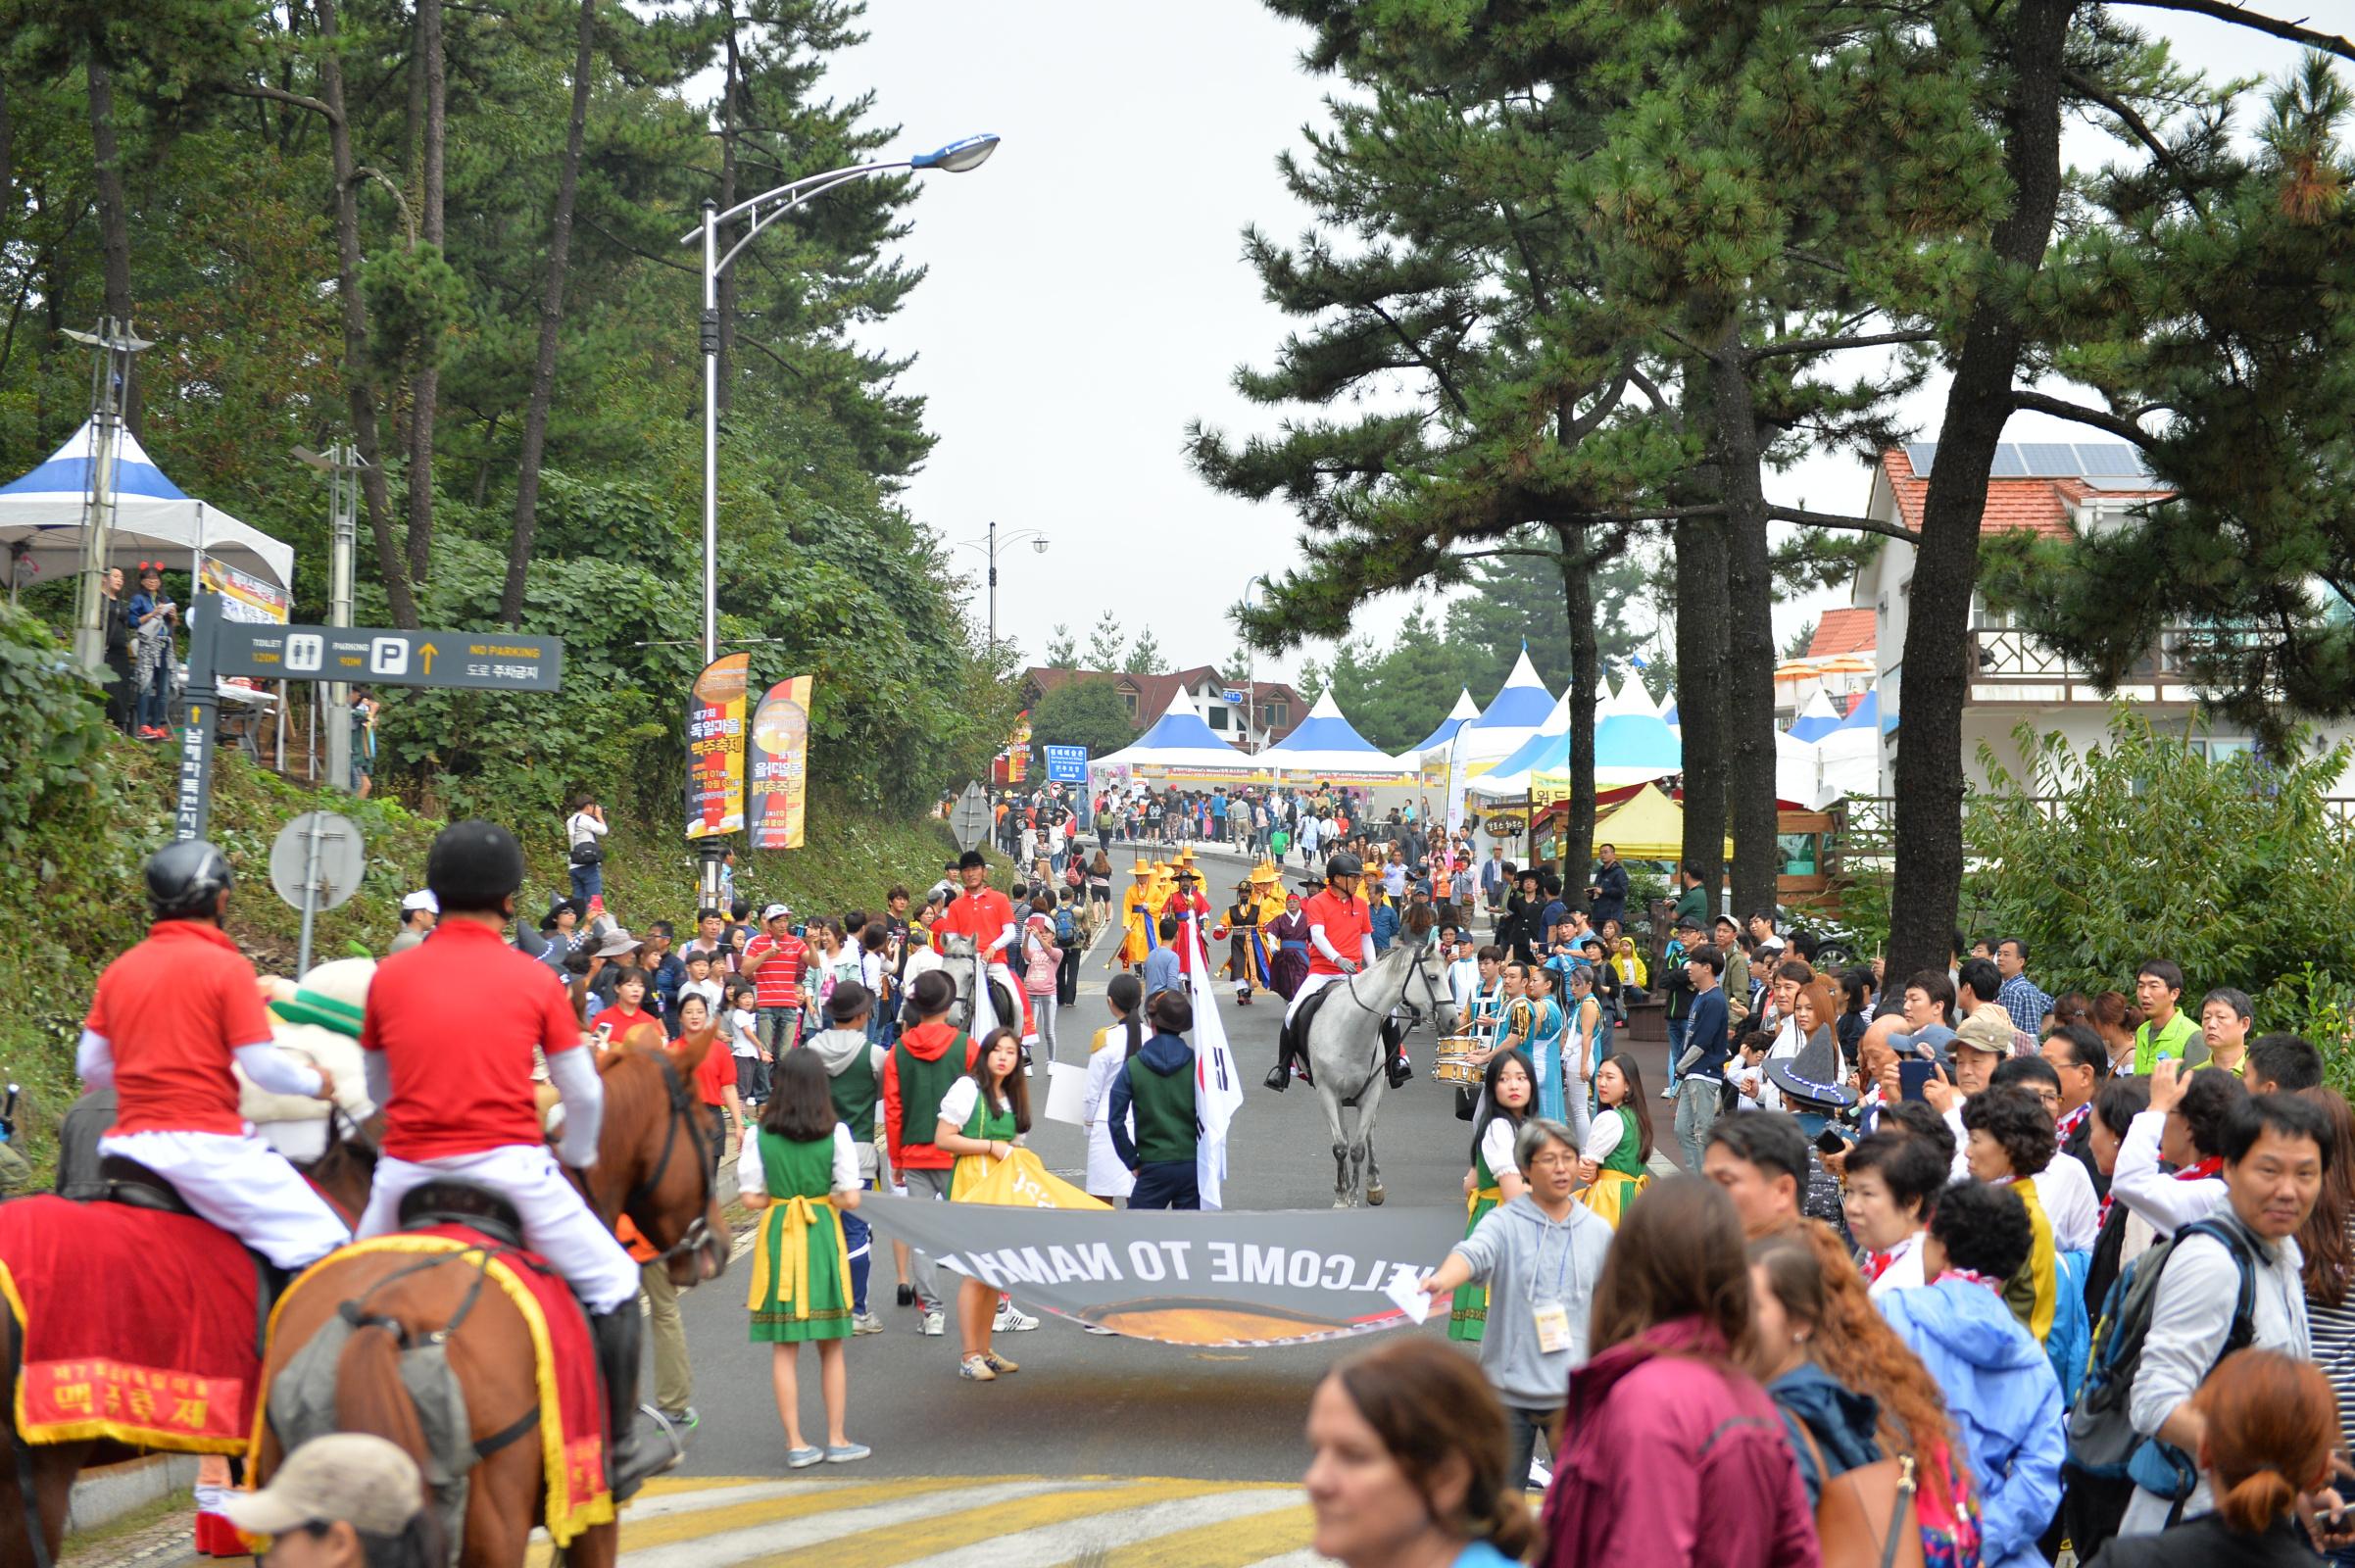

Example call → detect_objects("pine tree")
1084 612 1126 672
1126 628 1166 677
1044 623 1079 668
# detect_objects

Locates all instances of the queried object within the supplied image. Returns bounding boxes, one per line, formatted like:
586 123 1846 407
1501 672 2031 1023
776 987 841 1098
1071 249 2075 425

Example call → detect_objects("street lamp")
1240 573 1268 751
679 132 1000 666
676 132 996 911
957 519 1048 661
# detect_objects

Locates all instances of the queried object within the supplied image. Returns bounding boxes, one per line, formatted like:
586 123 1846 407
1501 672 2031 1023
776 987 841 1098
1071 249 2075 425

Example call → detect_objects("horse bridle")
1334 943 1446 1038
573 1052 715 1267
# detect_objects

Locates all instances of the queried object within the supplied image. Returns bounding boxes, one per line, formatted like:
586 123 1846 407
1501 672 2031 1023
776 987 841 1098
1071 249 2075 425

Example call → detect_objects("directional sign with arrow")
211 623 563 693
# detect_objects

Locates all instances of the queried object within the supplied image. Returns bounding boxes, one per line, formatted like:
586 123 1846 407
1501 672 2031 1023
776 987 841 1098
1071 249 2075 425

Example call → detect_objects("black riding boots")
590 1303 686 1499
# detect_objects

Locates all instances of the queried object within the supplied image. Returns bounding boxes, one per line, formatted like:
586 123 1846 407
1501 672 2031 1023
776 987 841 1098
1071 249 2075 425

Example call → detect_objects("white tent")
1454 648 1556 774
1397 687 1480 767
0 420 295 597
1090 689 1274 780
1786 688 1843 743
1262 691 1418 778
1466 691 1571 798
1595 675 1652 721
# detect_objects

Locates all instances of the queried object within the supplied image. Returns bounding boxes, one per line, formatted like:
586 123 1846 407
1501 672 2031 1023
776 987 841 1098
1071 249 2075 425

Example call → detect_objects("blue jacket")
1683 986 1732 1078
1765 1363 1883 1508
1880 1277 2065 1568
1369 901 1400 954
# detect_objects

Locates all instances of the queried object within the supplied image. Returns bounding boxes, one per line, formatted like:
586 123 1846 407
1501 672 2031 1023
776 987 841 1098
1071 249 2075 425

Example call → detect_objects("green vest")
829 1045 880 1141
756 1127 835 1201
1126 1055 1199 1166
893 1031 969 1152
1601 1108 1646 1176
959 1083 1019 1143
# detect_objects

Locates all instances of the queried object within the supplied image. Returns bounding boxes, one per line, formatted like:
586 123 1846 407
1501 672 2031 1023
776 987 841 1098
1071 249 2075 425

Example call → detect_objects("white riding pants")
356 1144 640 1313
1286 969 1342 1025
99 1128 351 1271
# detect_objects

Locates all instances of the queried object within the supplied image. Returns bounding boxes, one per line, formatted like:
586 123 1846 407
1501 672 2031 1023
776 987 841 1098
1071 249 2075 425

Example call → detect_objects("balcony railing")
1970 624 2263 695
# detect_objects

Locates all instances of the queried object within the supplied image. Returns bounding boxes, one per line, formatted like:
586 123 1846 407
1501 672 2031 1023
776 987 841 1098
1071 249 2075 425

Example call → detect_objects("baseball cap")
400 890 438 915
220 1433 424 1537
761 903 790 922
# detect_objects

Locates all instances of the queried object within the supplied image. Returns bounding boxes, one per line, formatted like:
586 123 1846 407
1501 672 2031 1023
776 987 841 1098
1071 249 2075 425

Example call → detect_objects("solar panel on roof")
1988 445 2029 476
2017 443 2082 475
1903 442 1938 475
2077 444 2149 476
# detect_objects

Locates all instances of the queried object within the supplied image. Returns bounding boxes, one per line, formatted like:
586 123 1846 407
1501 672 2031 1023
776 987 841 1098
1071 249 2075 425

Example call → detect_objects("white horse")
938 932 1020 1040
1302 906 1440 1207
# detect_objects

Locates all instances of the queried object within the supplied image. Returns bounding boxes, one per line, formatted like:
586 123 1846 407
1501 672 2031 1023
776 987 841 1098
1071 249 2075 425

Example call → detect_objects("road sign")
212 622 564 693
950 781 992 853
1042 744 1089 784
270 811 365 974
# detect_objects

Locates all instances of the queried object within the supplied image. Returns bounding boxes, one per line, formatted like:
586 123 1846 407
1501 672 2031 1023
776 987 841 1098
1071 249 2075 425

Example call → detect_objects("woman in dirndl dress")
1448 1051 1532 1342
1574 1053 1654 1231
740 1051 868 1466
935 1027 1031 1382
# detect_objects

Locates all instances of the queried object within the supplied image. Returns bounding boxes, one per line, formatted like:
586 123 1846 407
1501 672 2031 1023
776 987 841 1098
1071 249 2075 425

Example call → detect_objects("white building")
1849 441 2355 793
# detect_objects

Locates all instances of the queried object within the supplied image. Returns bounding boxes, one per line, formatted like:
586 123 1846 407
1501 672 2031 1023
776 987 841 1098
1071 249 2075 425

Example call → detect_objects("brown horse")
0 1119 380 1568
248 1025 729 1568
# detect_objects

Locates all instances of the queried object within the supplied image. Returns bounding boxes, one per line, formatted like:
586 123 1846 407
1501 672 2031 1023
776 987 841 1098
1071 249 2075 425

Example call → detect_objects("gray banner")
861 1195 1467 1347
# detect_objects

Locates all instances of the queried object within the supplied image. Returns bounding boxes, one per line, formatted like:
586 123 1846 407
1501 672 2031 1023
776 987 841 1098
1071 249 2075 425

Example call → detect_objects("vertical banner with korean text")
684 653 750 839
749 675 813 850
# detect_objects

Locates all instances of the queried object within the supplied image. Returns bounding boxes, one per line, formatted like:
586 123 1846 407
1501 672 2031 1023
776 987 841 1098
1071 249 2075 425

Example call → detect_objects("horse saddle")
396 1180 526 1250
93 1154 197 1217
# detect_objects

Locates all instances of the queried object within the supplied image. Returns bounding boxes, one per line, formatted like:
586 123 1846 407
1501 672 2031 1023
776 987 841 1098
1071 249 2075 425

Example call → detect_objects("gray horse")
937 932 1021 1040
1303 905 1439 1207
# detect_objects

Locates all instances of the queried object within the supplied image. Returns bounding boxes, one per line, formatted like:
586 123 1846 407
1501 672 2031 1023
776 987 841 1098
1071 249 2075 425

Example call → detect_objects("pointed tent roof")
1464 693 1572 795
0 420 295 590
1466 647 1554 731
1837 689 1880 732
1592 782 1732 861
1131 689 1242 752
1403 688 1481 759
1786 688 1843 743
1090 689 1270 777
1597 676 1651 721
1266 691 1384 755
1592 711 1683 785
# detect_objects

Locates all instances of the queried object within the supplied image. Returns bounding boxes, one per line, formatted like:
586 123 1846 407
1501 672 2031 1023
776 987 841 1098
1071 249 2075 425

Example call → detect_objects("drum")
1433 1035 1483 1085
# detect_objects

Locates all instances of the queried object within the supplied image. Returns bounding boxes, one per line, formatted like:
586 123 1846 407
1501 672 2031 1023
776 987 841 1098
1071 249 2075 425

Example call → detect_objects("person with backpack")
1879 1179 2067 1568
1019 893 1064 1064
2068 1092 2331 1551
1107 990 1201 1210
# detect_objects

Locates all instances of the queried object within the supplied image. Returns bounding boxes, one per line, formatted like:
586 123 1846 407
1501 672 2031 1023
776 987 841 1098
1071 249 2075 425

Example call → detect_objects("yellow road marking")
1079 1501 1319 1568
729 1478 1238 1568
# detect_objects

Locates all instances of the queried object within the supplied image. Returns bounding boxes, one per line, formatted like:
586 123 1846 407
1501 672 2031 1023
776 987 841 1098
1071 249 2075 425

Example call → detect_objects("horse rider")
1264 852 1414 1093
77 841 349 1272
932 849 1033 1043
354 819 671 1499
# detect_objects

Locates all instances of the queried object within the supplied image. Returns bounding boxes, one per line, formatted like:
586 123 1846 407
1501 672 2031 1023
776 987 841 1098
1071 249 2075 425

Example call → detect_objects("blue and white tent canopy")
1466 692 1571 797
1398 688 1480 765
1090 689 1269 777
1456 648 1556 770
0 419 294 592
1786 688 1843 743
1838 689 1880 732
1263 691 1416 776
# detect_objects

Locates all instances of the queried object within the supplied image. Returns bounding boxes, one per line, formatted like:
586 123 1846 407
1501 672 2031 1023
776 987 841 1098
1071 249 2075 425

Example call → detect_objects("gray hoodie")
804 1027 888 1180
1451 1194 1614 1407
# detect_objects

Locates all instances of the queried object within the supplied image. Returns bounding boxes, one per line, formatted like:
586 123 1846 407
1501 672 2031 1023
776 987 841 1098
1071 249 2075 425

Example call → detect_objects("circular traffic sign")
269 811 367 910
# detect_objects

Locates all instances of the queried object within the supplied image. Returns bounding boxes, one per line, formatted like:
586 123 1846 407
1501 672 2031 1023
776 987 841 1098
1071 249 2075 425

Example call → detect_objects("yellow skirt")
950 1151 1003 1201
1577 1169 1650 1231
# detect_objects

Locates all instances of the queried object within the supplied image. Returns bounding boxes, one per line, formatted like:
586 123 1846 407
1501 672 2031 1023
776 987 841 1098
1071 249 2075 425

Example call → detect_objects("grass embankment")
8 732 978 1182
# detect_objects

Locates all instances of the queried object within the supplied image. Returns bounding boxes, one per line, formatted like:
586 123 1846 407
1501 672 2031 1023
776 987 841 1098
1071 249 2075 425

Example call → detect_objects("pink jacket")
1019 914 1062 994
1540 1316 1820 1568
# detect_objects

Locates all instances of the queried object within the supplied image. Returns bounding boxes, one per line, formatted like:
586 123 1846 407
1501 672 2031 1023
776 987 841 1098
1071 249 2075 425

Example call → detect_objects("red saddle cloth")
256 1223 614 1544
0 1196 258 1451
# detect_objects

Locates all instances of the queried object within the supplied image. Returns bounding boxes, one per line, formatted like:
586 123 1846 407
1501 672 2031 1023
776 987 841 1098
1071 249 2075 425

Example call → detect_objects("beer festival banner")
748 675 813 850
198 559 289 624
859 1198 1464 1347
684 653 750 839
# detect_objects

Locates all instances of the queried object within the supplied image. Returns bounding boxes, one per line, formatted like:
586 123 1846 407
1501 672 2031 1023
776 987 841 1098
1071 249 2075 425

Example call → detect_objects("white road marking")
622 1480 858 1519
616 1479 1090 1568
894 1487 1305 1568
1244 1550 1338 1567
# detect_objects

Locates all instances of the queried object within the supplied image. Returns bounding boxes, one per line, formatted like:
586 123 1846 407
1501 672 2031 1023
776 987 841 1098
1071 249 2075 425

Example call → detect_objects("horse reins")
599 1052 716 1269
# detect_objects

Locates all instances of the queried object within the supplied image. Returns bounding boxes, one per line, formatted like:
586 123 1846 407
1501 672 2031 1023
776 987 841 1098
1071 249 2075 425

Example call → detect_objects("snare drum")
1433 1035 1483 1085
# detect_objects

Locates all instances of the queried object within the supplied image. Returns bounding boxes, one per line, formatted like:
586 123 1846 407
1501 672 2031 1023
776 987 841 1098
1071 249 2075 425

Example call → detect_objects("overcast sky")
826 3 2317 686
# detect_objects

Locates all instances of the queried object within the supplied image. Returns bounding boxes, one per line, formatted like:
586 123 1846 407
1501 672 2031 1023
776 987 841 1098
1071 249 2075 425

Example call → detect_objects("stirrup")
613 1404 689 1495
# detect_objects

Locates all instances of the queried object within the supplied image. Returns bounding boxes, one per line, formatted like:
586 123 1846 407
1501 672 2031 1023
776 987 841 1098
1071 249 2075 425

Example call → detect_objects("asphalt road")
662 840 1686 1488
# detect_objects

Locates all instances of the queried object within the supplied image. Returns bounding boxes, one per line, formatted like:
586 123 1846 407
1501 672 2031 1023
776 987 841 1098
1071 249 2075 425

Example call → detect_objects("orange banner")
749 676 812 851
685 653 750 839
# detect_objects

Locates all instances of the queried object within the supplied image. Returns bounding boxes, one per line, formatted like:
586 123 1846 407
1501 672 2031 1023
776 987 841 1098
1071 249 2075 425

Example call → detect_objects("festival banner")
198 560 289 624
683 653 750 839
861 1196 1463 1347
748 676 812 850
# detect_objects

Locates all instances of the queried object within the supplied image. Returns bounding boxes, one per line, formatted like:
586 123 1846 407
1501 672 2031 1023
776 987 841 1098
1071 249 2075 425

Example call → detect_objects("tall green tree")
1027 677 1138 756
1083 611 1126 671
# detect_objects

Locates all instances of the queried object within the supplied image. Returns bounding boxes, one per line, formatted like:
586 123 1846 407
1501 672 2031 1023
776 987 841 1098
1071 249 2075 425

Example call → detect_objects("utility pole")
67 318 152 670
296 443 366 788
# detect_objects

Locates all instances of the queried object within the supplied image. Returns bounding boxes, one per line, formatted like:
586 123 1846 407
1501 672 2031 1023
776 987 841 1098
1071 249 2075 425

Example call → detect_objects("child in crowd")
727 979 763 1110
934 1027 1031 1381
1109 990 1201 1210
739 1050 868 1467
677 950 725 1039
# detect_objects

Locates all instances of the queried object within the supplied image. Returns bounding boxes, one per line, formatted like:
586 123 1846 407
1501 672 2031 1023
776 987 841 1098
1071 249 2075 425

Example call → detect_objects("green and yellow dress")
949 1080 1020 1201
1576 1106 1651 1230
1447 1117 1520 1343
746 1127 854 1343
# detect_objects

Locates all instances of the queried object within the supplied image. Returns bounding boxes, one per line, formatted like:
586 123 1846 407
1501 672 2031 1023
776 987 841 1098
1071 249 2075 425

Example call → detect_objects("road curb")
67 1454 195 1534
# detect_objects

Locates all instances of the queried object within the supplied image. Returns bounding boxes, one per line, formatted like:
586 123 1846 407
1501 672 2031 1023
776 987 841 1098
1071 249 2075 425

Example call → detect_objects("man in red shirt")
355 820 671 1497
79 842 348 1268
1266 851 1395 1093
740 904 809 1057
932 850 1032 1042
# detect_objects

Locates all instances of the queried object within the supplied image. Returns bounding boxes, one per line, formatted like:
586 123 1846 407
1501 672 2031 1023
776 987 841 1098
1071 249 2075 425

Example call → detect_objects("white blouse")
1582 1106 1628 1164
1480 1116 1521 1181
736 1121 859 1202
937 1076 1016 1137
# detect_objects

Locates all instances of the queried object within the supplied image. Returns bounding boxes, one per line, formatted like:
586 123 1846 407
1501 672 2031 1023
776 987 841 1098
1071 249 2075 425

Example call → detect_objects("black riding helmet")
145 839 233 920
428 819 526 914
1324 851 1364 881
